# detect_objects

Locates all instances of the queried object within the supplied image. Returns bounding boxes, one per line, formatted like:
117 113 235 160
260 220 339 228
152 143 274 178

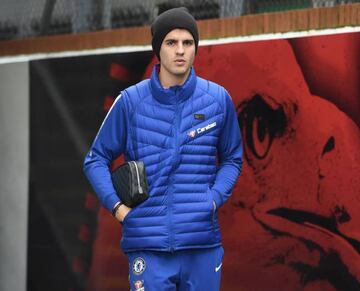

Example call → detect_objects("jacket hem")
122 242 222 254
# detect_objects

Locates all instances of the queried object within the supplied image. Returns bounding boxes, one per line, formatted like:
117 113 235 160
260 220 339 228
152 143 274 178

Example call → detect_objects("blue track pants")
126 246 224 291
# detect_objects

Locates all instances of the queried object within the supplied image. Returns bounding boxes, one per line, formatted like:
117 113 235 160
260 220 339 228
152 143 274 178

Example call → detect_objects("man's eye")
184 40 194 46
166 41 175 46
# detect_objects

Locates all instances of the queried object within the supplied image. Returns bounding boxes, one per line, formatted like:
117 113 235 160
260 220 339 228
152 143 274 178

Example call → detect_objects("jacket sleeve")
83 94 127 212
211 90 243 208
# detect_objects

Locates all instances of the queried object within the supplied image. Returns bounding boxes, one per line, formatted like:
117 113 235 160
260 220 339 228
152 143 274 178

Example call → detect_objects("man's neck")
158 68 191 89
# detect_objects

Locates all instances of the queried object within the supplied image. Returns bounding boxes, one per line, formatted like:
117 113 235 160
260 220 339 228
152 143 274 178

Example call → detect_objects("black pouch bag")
111 161 149 208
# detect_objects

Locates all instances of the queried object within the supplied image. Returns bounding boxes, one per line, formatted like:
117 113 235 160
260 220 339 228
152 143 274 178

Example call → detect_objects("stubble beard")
160 62 191 87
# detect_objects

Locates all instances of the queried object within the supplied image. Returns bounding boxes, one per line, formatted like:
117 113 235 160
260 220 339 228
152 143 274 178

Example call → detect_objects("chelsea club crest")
132 257 146 275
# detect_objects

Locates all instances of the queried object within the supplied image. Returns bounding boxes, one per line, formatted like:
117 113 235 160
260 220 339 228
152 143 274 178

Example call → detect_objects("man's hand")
115 204 132 223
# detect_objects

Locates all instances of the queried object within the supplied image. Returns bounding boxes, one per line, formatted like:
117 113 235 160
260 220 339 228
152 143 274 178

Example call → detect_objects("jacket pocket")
206 188 216 231
121 207 136 226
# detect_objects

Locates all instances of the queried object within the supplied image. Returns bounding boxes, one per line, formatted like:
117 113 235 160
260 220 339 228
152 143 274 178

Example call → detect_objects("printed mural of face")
192 39 360 290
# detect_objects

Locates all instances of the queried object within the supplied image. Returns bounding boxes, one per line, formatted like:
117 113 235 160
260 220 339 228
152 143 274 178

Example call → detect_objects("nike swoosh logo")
215 262 222 272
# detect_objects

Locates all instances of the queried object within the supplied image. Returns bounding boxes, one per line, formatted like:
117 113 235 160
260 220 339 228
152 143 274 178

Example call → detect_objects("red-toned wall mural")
195 35 360 291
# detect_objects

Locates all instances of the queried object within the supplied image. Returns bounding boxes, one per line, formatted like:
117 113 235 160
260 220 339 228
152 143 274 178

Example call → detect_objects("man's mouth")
175 59 185 64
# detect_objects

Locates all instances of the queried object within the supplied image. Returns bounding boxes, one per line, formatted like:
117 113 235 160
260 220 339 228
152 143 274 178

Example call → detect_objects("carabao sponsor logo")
196 121 217 134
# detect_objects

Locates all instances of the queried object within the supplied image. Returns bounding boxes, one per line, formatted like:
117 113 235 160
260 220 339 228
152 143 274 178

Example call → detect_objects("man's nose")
176 43 184 54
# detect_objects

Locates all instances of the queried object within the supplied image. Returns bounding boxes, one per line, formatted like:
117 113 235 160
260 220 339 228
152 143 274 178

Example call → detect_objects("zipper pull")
132 161 144 194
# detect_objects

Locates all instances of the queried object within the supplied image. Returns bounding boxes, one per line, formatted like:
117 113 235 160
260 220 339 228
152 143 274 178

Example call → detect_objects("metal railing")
0 0 359 41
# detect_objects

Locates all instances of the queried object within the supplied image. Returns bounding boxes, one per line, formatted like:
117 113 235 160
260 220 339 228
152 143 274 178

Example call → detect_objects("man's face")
159 28 195 81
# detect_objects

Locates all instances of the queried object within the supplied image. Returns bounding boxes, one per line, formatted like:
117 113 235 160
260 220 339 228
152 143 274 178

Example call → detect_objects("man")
84 7 242 291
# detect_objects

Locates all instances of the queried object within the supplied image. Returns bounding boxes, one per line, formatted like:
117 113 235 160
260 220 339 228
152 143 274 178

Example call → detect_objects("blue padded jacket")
84 65 243 252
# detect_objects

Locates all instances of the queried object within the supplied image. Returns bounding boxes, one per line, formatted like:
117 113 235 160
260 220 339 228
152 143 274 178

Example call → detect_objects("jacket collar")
150 64 197 105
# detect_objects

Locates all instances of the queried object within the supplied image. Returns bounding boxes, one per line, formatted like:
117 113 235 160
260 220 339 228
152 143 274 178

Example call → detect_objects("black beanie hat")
151 7 199 59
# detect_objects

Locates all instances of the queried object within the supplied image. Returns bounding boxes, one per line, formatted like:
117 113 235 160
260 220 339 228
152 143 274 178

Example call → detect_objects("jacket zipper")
131 161 143 194
169 94 180 253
